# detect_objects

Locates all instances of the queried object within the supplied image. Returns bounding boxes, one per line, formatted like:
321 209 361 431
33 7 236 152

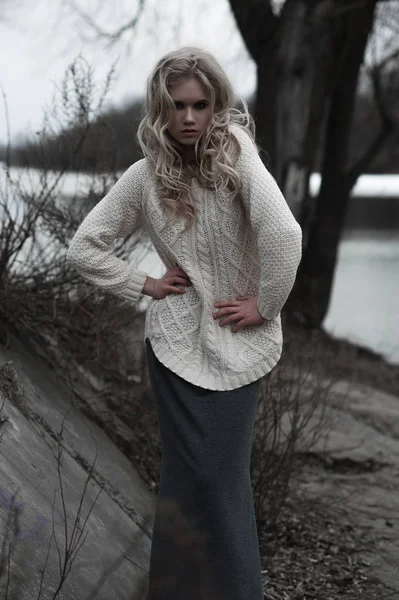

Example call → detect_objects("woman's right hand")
151 265 192 300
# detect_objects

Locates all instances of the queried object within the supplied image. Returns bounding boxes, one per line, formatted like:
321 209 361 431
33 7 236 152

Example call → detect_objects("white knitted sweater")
66 124 302 390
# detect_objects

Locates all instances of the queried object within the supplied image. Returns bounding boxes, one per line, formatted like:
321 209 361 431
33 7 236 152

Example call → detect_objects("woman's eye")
173 102 207 110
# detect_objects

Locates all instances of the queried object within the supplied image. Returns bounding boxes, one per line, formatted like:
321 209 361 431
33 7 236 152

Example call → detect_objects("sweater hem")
145 335 282 391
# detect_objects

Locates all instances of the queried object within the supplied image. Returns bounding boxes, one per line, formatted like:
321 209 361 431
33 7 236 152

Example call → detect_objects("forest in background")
1 87 398 174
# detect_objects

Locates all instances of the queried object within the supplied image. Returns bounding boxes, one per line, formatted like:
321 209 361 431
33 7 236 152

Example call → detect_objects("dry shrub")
0 54 150 413
0 55 159 489
251 321 343 542
0 56 118 330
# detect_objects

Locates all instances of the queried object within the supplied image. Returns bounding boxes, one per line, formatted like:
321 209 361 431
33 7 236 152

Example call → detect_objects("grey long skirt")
145 338 264 600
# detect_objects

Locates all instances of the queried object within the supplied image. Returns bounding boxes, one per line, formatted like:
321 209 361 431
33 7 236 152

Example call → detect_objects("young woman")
67 46 302 600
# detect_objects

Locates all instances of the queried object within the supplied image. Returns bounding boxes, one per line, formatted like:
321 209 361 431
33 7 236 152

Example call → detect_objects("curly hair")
136 46 257 232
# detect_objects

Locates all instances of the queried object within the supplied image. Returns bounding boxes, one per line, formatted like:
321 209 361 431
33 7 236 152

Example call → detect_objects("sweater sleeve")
66 159 148 304
231 125 302 320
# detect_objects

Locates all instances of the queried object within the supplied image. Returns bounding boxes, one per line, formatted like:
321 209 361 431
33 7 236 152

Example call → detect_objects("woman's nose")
184 109 195 124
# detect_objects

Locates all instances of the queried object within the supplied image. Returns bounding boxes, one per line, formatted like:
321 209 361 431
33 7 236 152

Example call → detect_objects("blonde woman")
66 46 302 600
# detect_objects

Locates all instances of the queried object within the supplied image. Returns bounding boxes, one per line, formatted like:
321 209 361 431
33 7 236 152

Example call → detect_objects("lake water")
323 232 399 364
2 164 398 365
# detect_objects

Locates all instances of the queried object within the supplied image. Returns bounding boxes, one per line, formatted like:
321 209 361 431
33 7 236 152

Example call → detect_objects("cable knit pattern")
66 123 302 390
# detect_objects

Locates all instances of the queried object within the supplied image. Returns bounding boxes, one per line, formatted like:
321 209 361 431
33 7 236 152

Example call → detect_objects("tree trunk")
274 0 336 226
254 54 278 173
228 0 280 170
289 0 378 326
230 0 336 224
229 0 380 327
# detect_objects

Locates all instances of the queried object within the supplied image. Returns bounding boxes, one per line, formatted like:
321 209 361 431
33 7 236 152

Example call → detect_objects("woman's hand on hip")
152 265 192 300
212 296 266 333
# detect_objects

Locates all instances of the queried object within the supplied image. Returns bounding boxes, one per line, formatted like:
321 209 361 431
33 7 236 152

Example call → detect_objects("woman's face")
167 77 213 151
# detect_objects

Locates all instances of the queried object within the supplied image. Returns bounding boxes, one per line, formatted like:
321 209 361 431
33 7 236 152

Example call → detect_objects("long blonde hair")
137 46 257 231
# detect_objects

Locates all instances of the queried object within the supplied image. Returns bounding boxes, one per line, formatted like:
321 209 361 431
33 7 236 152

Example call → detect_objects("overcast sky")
0 0 262 145
2 0 394 147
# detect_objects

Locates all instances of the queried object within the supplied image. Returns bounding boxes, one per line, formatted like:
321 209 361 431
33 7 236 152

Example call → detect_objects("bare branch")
228 0 279 63
345 123 392 188
372 47 399 71
66 0 146 48
0 85 11 168
334 0 379 16
345 48 398 187
334 0 399 17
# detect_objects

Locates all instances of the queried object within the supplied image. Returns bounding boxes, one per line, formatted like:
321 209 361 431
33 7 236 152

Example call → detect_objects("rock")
289 374 399 595
0 333 155 600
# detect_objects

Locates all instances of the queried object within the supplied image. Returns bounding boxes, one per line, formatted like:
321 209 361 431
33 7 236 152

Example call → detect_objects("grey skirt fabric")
145 338 264 600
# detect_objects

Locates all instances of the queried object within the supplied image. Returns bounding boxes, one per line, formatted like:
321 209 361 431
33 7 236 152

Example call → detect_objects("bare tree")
230 0 399 326
290 1 399 326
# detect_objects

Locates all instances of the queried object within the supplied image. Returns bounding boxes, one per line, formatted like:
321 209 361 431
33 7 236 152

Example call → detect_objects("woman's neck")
182 150 197 165
181 150 198 176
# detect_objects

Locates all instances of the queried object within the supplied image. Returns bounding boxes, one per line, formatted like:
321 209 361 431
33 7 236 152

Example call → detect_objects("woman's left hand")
212 296 266 333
